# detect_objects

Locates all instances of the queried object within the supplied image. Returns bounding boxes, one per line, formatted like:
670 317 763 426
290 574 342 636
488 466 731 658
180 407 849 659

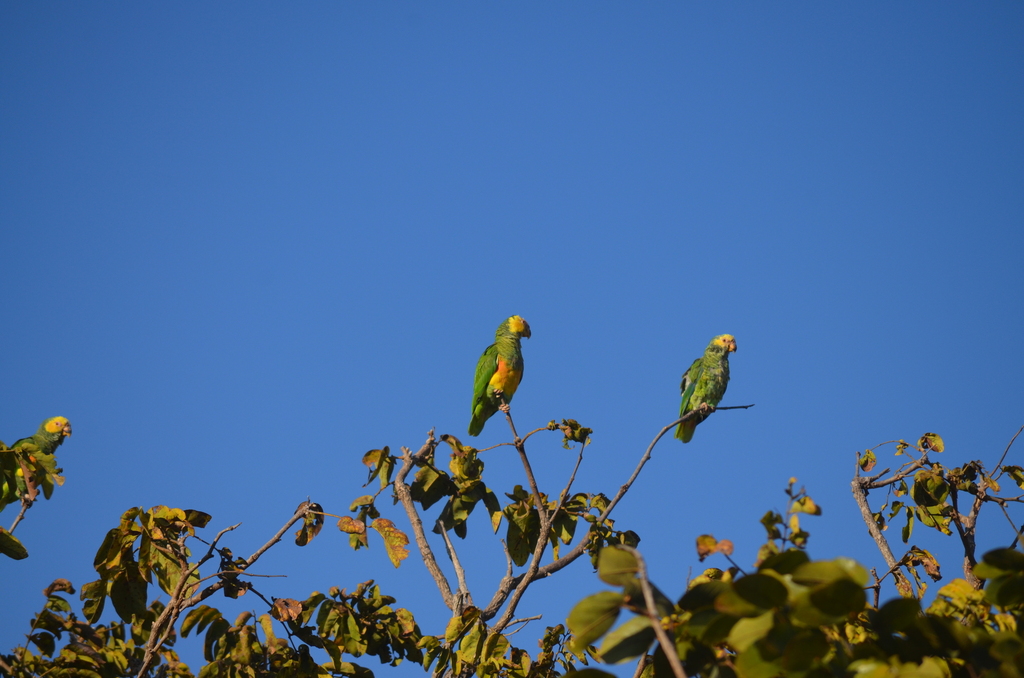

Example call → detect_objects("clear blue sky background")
2 3 1022 675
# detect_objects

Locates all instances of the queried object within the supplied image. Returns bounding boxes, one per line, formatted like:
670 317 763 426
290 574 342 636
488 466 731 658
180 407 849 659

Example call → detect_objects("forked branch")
480 404 754 621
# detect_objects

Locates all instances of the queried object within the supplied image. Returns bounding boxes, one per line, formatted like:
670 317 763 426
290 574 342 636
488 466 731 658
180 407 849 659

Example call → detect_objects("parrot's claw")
698 403 714 415
499 403 511 414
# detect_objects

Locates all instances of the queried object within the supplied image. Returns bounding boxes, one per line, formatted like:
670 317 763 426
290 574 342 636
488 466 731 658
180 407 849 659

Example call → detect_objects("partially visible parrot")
469 315 531 436
675 335 737 443
12 417 73 455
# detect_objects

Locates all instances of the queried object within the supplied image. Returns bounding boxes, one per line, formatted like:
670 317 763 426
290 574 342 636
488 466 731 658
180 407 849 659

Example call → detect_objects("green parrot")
675 335 737 443
12 416 73 455
469 315 531 436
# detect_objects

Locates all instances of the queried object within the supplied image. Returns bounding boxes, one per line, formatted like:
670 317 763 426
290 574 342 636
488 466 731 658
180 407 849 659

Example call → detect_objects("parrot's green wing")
469 344 499 436
675 358 704 442
678 358 703 414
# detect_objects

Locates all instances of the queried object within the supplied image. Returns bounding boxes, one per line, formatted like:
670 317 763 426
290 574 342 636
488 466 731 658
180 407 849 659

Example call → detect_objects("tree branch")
480 406 754 621
993 424 1024 480
622 545 687 678
136 518 245 678
501 397 548 526
438 516 473 613
490 400 554 632
392 431 456 611
850 474 912 596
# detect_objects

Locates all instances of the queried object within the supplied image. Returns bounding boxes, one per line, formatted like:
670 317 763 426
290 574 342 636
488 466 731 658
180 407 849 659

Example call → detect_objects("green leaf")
986 574 1024 608
598 546 639 587
566 671 618 678
482 489 502 533
679 581 731 611
912 469 949 507
734 639 782 678
714 587 763 618
792 557 869 587
410 465 454 510
109 563 148 622
0 527 28 560
918 432 945 453
980 548 1024 574
902 505 916 543
567 591 624 650
733 574 789 610
598 615 655 664
1003 465 1024 490
727 610 774 652
28 632 56 657
456 621 484 665
781 628 830 670
757 549 809 575
808 579 866 616
444 607 481 643
875 598 921 633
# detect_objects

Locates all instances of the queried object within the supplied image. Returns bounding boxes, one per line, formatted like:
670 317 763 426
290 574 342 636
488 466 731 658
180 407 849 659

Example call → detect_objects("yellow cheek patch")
507 315 527 334
713 334 737 350
45 417 70 434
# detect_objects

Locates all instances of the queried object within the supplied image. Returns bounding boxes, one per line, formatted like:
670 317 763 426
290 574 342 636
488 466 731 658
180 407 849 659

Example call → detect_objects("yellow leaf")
371 518 410 567
696 535 718 561
337 517 365 534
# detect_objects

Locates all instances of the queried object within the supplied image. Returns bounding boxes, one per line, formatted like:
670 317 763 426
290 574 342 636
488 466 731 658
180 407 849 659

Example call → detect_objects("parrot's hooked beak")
62 421 72 437
727 339 737 352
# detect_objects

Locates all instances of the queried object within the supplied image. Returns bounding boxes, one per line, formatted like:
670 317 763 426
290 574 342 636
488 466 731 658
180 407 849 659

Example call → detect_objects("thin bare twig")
503 615 543 636
861 456 930 490
869 569 881 609
999 502 1024 549
8 498 31 533
500 396 548 526
477 427 549 454
438 517 473 613
558 443 587 506
993 424 1024 480
490 400 554 632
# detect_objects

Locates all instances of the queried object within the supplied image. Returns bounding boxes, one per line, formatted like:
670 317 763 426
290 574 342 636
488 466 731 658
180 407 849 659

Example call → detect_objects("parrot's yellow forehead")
45 417 72 435
713 335 737 352
507 315 531 337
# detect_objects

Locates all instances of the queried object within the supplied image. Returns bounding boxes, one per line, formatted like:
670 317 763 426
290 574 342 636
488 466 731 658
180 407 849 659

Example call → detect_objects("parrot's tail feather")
676 419 696 443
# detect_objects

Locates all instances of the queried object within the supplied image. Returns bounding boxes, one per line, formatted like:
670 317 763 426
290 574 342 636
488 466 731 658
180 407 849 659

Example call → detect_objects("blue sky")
2 3 1022 674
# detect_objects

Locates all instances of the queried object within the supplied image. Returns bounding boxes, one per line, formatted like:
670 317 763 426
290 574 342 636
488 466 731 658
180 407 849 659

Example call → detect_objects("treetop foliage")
3 408 1024 678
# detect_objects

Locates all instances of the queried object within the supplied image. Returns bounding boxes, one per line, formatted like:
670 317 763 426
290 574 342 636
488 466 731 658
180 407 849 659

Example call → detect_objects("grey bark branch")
393 432 456 611
850 475 913 596
439 517 473 612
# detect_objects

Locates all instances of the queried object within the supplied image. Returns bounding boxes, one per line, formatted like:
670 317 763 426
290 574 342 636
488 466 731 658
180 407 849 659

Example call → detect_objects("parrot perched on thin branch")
675 335 737 443
12 417 72 455
469 315 531 436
